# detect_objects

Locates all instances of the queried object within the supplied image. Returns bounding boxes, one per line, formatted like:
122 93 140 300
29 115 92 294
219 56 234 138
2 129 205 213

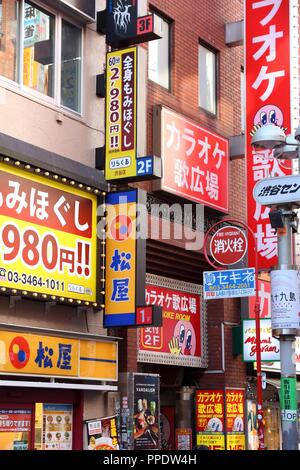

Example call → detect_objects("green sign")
280 378 297 422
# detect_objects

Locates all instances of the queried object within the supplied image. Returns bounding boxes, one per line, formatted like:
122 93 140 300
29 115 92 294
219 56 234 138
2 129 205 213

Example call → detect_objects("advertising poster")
0 162 98 303
156 106 229 212
160 407 175 450
175 428 192 450
86 416 119 450
271 270 300 331
245 0 293 270
42 404 73 450
246 400 258 450
196 434 225 451
0 408 32 451
133 374 159 450
138 275 206 369
225 389 246 451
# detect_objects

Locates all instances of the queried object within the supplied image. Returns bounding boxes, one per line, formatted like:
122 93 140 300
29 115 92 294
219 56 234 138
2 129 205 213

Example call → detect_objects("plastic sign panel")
245 0 293 270
196 390 226 451
106 0 161 48
243 319 280 362
249 279 271 319
153 106 229 212
226 389 246 451
253 174 300 207
203 268 256 299
0 330 118 381
0 162 97 303
138 274 207 368
210 226 247 265
271 269 300 331
105 47 137 181
104 189 146 327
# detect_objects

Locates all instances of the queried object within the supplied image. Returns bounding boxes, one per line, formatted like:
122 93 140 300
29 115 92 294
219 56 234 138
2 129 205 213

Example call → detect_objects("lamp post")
203 218 265 450
251 123 300 450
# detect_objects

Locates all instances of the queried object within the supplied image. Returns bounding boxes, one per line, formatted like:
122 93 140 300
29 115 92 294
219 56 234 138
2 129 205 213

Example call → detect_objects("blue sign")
203 268 256 300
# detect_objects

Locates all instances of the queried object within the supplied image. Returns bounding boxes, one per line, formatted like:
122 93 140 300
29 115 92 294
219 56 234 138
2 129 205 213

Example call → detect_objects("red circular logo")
9 336 30 369
110 215 133 241
210 226 247 266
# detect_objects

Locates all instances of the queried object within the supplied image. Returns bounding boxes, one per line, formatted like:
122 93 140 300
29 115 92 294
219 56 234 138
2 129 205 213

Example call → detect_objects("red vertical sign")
246 0 292 270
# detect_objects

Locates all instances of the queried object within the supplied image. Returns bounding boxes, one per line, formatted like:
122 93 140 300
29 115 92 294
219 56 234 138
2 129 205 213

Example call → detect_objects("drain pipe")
203 321 240 374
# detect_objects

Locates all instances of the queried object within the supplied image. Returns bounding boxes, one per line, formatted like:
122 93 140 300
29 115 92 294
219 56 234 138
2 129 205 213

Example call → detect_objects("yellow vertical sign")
105 47 137 181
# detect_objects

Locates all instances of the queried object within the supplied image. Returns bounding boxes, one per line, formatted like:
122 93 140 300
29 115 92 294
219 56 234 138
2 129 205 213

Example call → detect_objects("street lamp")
251 123 300 451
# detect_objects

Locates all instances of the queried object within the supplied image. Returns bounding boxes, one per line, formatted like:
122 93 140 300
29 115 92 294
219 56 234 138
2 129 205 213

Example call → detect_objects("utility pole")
272 208 299 450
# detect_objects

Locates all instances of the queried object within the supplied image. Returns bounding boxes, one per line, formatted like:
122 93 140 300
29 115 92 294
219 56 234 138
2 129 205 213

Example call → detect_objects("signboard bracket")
95 147 105 171
96 10 106 34
96 74 106 98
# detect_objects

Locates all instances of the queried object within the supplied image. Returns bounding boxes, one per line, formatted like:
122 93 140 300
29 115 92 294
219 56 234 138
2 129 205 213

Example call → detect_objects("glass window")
148 13 170 89
61 19 82 113
23 1 55 97
199 43 217 115
0 0 19 81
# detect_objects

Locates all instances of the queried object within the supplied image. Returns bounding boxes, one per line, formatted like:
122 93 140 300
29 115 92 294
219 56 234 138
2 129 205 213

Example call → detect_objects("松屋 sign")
243 319 280 362
245 0 294 270
153 106 229 212
0 162 98 303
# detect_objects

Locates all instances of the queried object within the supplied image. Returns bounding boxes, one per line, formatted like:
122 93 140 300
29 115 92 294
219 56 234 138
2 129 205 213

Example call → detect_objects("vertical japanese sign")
104 189 146 327
153 106 229 212
195 390 226 450
249 279 271 318
133 374 160 450
105 47 137 181
245 0 293 269
138 274 207 368
86 416 119 450
271 269 300 331
0 162 97 303
225 389 246 451
42 404 73 451
280 378 298 422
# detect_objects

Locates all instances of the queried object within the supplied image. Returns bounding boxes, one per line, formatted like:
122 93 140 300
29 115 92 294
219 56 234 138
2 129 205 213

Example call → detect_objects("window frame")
148 8 172 91
0 0 84 115
198 40 218 116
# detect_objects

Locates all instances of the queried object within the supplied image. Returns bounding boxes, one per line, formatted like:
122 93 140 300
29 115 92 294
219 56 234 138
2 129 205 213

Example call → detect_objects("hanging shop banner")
271 270 300 331
133 374 160 450
105 47 137 181
104 189 146 327
0 162 98 303
86 416 119 450
210 226 247 266
138 274 207 368
203 268 256 300
106 0 161 48
245 0 293 270
225 389 246 450
0 409 32 433
160 407 175 450
243 319 280 362
195 389 225 451
153 106 229 212
42 404 73 451
0 330 118 381
260 336 300 374
249 279 271 319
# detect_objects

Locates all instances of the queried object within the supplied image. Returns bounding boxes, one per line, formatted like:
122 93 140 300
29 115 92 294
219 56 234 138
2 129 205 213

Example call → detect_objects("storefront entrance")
0 387 83 450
